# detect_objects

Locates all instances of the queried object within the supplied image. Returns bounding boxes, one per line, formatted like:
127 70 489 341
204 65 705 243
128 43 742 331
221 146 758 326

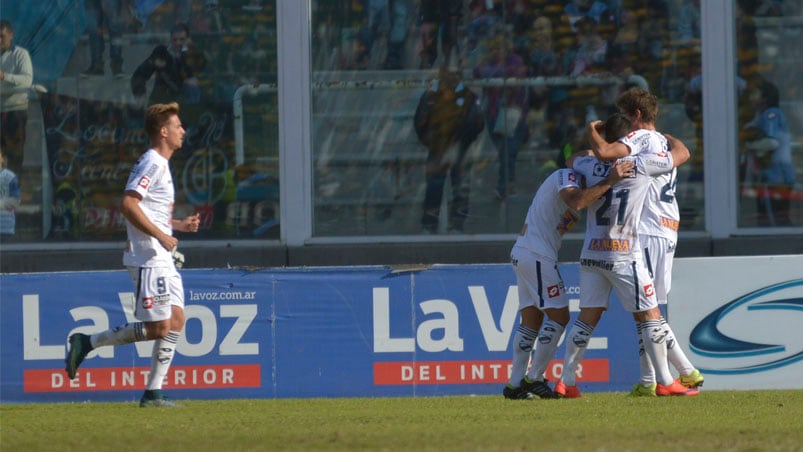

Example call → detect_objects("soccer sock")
146 331 180 391
527 319 565 383
561 320 595 387
90 323 147 348
662 317 695 376
636 322 655 386
509 325 538 387
641 319 674 386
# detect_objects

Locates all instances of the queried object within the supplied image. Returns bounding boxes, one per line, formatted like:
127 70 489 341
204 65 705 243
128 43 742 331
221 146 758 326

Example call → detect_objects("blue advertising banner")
1 264 639 403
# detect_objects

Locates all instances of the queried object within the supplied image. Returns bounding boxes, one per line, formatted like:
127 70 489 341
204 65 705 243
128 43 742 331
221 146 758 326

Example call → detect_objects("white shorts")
128 266 185 322
640 235 675 304
578 258 658 313
511 248 568 311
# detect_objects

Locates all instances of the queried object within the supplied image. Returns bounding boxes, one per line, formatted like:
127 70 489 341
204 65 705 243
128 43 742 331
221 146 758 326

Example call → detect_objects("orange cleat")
555 381 582 398
656 381 700 396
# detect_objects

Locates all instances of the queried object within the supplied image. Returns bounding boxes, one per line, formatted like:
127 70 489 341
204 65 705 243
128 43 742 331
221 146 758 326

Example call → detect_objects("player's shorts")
127 266 185 322
640 235 675 304
579 258 658 313
511 248 568 311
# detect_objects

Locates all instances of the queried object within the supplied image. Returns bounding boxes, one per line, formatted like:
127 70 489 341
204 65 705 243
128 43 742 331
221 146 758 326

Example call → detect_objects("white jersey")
512 169 582 260
640 169 679 241
619 130 680 242
573 149 675 262
123 149 175 267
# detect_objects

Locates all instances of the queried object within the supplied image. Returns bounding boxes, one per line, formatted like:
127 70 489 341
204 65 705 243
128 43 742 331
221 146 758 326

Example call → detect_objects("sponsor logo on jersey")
587 238 631 252
643 284 655 297
138 175 151 189
645 157 671 169
547 284 560 298
153 294 171 306
557 210 580 235
580 258 614 270
142 297 154 309
660 216 679 231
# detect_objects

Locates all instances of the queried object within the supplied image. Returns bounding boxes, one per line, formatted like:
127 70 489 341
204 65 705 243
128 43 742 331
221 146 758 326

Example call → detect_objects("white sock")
527 319 565 383
509 325 538 386
662 317 695 376
641 319 673 386
636 322 655 385
90 323 147 348
146 331 180 391
561 320 594 386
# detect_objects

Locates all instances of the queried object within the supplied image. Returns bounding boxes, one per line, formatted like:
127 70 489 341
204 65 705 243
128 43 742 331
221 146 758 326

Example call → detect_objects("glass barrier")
310 0 706 236
735 1 803 228
0 0 279 245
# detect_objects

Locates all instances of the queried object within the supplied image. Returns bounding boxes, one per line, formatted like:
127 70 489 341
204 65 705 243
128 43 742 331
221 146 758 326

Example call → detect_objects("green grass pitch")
3 390 802 451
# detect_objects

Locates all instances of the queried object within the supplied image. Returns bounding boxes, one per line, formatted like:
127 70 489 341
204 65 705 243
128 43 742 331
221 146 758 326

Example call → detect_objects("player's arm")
664 133 690 167
588 120 630 161
560 159 634 211
120 190 177 251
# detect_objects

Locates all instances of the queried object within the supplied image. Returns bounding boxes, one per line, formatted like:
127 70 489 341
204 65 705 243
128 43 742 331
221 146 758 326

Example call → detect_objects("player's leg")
646 236 703 387
611 260 673 386
504 251 543 399
65 266 162 379
558 266 609 397
523 262 569 398
140 269 186 407
617 260 698 396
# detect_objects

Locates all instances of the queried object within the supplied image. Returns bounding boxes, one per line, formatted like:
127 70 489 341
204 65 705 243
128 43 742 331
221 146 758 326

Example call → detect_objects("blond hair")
144 102 180 142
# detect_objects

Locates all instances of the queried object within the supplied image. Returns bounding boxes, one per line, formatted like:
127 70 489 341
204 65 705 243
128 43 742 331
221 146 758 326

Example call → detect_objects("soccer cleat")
140 390 180 408
65 333 93 379
520 377 559 399
630 382 657 397
656 381 700 396
554 381 582 398
503 384 535 400
679 369 705 388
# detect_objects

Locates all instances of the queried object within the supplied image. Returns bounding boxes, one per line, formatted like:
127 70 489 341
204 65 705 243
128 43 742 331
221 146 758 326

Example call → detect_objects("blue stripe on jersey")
644 247 654 279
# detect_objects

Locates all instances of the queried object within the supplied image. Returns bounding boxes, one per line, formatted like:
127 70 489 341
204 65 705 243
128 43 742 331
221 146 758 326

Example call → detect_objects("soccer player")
592 88 704 394
504 150 634 399
65 102 200 407
555 111 698 398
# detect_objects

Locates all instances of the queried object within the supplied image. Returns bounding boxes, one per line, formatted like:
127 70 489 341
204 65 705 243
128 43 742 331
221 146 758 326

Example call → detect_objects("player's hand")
608 159 635 182
180 213 201 233
159 234 179 252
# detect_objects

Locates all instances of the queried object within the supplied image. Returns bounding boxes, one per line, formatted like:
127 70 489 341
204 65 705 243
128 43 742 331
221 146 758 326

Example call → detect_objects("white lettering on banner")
219 305 259 355
468 286 518 351
23 295 74 360
418 300 464 352
372 286 608 354
373 288 416 352
20 293 259 361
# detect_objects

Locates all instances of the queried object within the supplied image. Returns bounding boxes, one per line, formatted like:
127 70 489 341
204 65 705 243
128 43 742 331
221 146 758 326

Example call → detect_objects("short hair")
616 87 658 124
604 113 632 143
0 20 12 33
144 102 180 141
